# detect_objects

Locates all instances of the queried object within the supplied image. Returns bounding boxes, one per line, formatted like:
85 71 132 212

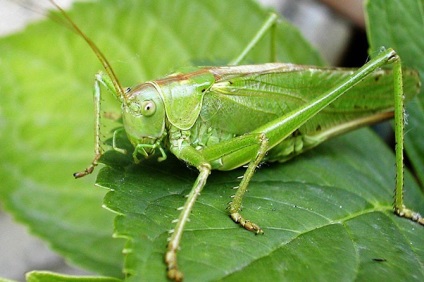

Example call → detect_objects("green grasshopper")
50 1 423 281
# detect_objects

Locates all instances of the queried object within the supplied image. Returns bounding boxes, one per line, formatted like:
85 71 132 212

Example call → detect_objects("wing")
201 63 420 138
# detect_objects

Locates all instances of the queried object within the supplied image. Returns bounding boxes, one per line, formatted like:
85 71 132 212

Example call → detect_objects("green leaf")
99 129 424 281
1 0 423 281
366 0 424 185
0 1 127 278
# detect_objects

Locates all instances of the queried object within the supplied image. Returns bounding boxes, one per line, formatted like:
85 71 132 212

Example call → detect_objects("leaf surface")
0 0 423 281
99 128 424 281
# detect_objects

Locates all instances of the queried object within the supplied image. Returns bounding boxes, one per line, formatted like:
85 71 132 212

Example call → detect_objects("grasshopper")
49 1 423 281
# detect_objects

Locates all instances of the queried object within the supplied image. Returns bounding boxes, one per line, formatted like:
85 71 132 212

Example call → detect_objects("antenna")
49 0 125 100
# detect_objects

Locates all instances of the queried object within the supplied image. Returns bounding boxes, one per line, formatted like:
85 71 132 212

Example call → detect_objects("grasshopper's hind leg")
229 13 278 65
229 134 269 234
392 58 424 225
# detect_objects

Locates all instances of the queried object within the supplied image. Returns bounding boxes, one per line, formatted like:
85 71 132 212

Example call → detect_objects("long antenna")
49 0 125 99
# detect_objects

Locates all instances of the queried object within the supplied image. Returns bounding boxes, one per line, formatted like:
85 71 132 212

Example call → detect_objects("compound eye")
140 100 156 116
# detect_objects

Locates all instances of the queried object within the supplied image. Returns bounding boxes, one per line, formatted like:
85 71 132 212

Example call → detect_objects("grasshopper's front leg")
74 72 126 178
73 73 106 178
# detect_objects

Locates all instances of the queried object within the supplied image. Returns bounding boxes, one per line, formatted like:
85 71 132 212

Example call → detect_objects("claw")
395 206 424 225
73 166 94 178
230 212 264 234
165 249 184 282
73 153 101 178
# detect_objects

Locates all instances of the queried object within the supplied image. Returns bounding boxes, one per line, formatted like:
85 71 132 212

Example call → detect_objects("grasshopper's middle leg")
165 164 211 281
166 135 272 278
229 134 268 234
165 145 212 281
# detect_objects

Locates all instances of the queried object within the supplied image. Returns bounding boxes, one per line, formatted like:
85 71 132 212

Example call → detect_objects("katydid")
49 1 423 281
